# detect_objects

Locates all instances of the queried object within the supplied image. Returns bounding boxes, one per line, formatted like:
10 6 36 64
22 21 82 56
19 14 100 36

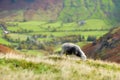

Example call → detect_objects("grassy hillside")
59 0 120 25
0 53 120 80
0 0 120 24
83 27 120 63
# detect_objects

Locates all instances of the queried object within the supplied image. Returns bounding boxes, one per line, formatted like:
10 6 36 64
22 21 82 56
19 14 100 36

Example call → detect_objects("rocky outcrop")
83 27 120 63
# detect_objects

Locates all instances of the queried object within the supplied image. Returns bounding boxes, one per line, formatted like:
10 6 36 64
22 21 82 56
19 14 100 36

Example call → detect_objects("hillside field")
0 53 119 80
0 19 111 55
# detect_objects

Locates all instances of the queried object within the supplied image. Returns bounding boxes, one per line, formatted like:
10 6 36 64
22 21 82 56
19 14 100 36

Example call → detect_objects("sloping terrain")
0 0 120 23
0 0 63 21
0 54 120 80
0 44 17 54
83 27 120 63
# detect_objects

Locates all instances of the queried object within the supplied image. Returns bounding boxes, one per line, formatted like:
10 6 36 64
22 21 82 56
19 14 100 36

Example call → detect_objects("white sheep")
61 43 87 61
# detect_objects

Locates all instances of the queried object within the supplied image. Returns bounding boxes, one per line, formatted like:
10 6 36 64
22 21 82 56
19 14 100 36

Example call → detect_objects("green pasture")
8 31 105 43
50 31 107 38
8 33 28 41
0 38 10 45
79 19 110 29
33 30 107 38
0 19 111 55
7 19 111 31
0 30 10 45
6 19 110 42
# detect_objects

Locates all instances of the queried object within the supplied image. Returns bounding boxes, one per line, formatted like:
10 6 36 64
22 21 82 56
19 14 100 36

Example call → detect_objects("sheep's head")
81 54 87 61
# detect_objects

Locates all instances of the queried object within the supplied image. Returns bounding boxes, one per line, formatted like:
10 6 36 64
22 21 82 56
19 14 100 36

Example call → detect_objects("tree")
87 35 96 41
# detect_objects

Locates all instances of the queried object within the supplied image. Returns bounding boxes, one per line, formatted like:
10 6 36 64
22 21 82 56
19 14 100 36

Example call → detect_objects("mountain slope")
0 0 120 23
0 0 63 21
83 27 120 63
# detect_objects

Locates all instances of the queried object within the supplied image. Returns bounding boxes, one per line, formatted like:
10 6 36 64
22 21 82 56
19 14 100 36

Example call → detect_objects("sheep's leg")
60 49 64 56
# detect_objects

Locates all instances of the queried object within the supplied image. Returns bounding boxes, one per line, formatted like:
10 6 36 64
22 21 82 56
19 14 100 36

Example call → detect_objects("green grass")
80 19 110 29
6 19 109 41
0 59 59 74
0 38 10 45
0 30 10 45
1 20 110 55
8 33 28 41
59 0 117 24
0 53 119 80
77 41 91 47
18 50 44 56
45 31 108 38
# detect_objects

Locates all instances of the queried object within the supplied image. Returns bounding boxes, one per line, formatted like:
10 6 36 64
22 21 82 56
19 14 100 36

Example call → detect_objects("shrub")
87 35 96 41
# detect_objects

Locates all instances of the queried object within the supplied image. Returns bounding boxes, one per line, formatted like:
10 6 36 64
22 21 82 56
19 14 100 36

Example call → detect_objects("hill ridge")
0 0 120 23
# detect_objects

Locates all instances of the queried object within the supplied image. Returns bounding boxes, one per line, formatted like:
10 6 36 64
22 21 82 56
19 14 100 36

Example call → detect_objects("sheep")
61 43 87 61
